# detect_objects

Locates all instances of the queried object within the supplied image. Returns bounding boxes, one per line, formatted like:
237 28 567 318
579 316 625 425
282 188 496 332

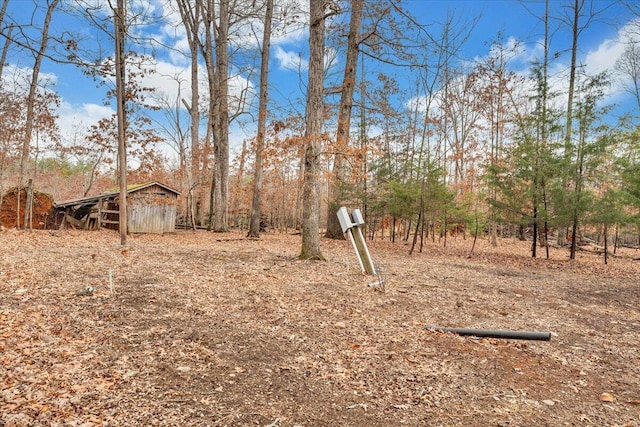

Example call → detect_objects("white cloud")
1 64 57 93
134 57 255 116
584 37 625 76
583 17 640 98
139 58 191 105
274 46 307 72
57 101 114 142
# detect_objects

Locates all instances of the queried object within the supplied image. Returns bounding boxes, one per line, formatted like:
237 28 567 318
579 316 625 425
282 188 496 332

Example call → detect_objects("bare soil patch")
0 188 54 230
1 229 639 426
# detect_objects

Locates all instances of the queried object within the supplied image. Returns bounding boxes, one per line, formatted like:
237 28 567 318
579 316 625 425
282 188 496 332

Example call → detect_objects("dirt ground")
0 188 54 230
1 229 639 426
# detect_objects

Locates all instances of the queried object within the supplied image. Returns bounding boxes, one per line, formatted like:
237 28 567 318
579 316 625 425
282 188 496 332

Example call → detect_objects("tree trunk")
392 217 396 242
23 178 33 231
409 209 421 255
248 0 273 238
325 0 363 239
114 0 127 245
176 0 201 229
0 23 11 209
233 140 247 227
569 128 586 260
300 0 327 260
560 0 580 247
532 207 538 257
200 0 217 231
0 26 12 79
211 0 230 232
533 0 549 258
603 222 608 264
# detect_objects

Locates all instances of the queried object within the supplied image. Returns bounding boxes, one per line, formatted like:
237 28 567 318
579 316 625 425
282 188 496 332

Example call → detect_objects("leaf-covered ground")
1 229 639 426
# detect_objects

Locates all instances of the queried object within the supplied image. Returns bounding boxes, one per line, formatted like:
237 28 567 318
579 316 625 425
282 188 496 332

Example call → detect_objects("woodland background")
0 0 640 259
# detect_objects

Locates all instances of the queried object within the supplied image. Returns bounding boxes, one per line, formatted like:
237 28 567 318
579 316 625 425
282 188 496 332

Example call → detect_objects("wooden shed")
53 181 180 234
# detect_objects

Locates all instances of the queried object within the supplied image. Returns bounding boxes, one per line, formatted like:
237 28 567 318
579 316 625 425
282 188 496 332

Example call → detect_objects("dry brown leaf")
599 392 616 402
2 230 640 426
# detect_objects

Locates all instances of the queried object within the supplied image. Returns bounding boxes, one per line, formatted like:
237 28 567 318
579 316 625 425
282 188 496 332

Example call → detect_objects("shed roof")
54 181 181 209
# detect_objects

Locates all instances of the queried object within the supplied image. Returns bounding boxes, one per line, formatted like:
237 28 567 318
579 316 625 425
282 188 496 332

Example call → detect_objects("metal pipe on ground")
424 325 551 341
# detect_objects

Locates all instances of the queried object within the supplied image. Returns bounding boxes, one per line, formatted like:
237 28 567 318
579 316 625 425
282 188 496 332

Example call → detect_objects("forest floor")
1 228 639 427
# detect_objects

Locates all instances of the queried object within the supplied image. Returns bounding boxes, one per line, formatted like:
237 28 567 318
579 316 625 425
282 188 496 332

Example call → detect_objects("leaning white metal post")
351 209 375 275
346 228 365 273
337 206 366 274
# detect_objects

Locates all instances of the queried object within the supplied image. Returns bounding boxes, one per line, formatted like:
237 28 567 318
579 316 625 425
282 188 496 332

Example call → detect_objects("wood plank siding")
53 182 180 234
128 184 178 234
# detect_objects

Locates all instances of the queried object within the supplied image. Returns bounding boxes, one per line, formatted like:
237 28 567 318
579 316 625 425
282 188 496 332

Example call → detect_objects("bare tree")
301 0 336 260
622 1 640 26
559 0 600 249
615 38 640 111
563 0 581 163
0 0 9 32
535 0 552 258
113 0 127 245
175 0 202 230
0 87 22 211
0 0 12 78
248 0 274 238
16 0 59 230
325 0 363 239
0 0 16 210
210 0 230 231
197 0 231 232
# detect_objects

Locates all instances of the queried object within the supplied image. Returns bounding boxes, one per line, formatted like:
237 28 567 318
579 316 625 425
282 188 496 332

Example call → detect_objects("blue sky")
3 0 638 159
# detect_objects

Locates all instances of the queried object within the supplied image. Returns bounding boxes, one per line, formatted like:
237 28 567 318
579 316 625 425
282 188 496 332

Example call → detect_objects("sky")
2 0 639 161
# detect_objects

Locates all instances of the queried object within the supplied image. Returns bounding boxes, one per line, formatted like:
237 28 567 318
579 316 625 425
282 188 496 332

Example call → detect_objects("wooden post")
24 179 33 231
97 199 103 229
